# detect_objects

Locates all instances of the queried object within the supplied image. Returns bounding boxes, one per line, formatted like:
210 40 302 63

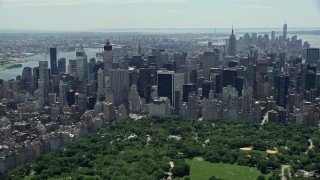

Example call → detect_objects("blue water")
0 30 319 80
0 48 99 80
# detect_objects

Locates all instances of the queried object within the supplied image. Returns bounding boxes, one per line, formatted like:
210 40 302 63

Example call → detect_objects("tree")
209 176 218 180
257 175 266 180
257 160 268 174
172 160 190 177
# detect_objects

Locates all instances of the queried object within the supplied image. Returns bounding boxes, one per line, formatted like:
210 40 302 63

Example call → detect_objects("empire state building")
228 27 237 56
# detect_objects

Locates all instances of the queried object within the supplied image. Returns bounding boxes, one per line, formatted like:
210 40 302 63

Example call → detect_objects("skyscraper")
274 73 289 107
109 69 129 107
228 27 237 56
50 47 58 76
157 70 184 106
58 58 66 74
306 48 320 65
283 22 287 41
97 68 105 101
104 40 113 76
38 61 49 108
76 50 88 82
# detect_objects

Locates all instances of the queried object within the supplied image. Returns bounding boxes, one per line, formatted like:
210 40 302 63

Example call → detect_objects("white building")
149 97 171 116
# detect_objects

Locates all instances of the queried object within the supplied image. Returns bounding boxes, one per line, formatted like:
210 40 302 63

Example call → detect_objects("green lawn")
186 159 269 180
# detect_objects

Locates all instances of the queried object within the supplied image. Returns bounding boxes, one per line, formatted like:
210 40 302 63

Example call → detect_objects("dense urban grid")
0 24 320 176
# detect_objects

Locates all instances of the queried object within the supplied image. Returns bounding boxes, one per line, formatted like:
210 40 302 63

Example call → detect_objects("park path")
281 165 291 180
261 112 268 126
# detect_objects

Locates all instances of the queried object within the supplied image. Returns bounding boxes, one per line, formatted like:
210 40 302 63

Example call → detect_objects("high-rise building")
183 83 196 102
50 47 58 76
199 51 220 79
109 69 129 107
129 84 142 113
68 59 77 76
157 70 184 106
228 27 237 56
104 40 113 76
283 22 287 41
97 68 104 101
38 61 49 108
59 81 67 106
274 73 289 107
58 58 66 74
306 48 320 65
138 68 154 99
76 50 88 82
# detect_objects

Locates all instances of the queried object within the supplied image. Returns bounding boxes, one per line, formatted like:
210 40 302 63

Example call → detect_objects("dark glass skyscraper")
306 48 319 65
50 47 58 75
274 74 289 107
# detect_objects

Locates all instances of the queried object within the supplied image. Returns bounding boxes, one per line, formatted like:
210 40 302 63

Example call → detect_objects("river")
0 32 319 80
0 48 100 80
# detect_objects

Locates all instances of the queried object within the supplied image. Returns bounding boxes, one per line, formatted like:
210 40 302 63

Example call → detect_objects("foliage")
2 116 320 179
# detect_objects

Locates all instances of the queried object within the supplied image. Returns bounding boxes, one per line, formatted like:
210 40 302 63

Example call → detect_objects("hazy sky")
0 0 320 30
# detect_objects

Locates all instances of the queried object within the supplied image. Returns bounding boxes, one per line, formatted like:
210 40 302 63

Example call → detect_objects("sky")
0 0 320 30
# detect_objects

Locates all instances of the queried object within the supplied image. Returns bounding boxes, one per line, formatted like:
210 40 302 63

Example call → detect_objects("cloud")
238 4 273 10
3 0 187 7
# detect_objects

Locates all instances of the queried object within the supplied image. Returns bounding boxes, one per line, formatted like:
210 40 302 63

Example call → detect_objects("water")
0 48 99 80
0 30 319 80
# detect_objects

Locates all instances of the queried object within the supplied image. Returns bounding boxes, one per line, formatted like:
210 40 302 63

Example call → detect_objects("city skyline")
1 0 320 31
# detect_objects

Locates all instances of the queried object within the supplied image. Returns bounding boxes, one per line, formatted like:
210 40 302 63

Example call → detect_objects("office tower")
104 40 113 76
58 58 66 74
68 59 77 76
228 27 237 56
301 64 316 91
202 81 212 99
199 51 220 79
87 60 95 83
152 49 168 68
50 47 58 75
59 81 67 106
38 61 49 108
222 68 237 88
183 84 196 102
274 73 289 107
97 68 104 101
109 69 129 107
189 70 198 84
306 48 320 65
283 22 287 41
76 50 88 82
138 68 154 99
129 84 141 113
157 70 184 106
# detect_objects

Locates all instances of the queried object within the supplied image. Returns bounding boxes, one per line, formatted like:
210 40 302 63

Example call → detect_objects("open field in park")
186 158 270 180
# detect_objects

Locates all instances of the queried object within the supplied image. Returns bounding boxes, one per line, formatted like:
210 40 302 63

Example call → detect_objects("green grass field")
186 159 269 180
